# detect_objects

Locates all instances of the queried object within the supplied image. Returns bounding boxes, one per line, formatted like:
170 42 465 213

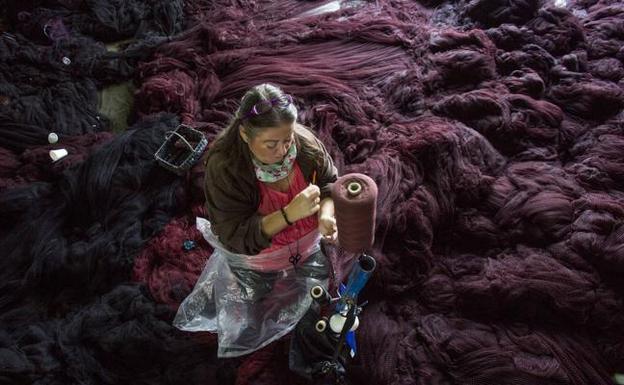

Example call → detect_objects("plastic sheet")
174 218 329 357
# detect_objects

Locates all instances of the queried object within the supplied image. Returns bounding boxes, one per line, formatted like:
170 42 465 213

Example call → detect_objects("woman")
175 83 338 357
204 83 338 256
204 83 338 297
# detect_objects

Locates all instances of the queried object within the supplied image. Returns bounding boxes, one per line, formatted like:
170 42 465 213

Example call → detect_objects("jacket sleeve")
312 136 338 200
204 159 271 255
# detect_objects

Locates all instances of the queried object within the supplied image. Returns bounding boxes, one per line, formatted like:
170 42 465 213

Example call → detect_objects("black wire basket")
154 124 208 175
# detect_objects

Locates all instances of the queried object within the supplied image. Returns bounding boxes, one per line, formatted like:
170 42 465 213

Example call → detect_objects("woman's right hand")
285 184 321 222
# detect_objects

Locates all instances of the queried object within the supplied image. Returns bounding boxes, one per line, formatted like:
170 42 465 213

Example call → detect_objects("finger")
323 217 336 230
304 184 318 192
323 232 337 242
310 204 320 214
307 184 320 197
315 197 320 204
321 220 335 232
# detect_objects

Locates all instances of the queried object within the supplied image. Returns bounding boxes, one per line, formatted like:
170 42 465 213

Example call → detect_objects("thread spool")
48 132 59 144
329 314 359 333
49 148 68 162
315 319 327 333
310 285 324 299
331 173 378 254
310 285 330 305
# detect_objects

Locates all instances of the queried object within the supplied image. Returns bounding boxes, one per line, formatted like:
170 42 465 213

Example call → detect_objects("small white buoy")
49 148 68 162
48 132 58 144
62 57 71 65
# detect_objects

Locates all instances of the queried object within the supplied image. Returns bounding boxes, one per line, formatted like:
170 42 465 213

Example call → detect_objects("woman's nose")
277 144 288 156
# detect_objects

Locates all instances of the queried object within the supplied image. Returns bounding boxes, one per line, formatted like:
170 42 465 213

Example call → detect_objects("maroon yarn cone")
332 173 378 254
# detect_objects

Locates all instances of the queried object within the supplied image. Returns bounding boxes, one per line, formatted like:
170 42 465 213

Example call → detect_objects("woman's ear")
239 127 249 143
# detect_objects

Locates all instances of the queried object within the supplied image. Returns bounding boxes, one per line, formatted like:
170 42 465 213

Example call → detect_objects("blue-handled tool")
306 253 376 382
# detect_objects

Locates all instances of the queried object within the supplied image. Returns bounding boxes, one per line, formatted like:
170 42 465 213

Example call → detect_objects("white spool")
315 319 327 333
329 313 359 333
310 285 325 299
49 148 68 162
48 132 59 144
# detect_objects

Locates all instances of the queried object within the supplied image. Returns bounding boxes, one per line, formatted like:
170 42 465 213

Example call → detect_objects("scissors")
289 253 302 268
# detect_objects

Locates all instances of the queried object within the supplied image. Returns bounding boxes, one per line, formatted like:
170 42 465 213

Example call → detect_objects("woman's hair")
206 83 324 171
208 83 298 158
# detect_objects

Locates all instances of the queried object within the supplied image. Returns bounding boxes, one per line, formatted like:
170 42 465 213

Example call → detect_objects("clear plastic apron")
174 218 328 357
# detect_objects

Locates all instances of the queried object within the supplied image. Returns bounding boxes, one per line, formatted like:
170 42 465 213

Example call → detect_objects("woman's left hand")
319 214 337 242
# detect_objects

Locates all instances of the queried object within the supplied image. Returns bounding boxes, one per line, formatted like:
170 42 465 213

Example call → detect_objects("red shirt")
257 161 318 253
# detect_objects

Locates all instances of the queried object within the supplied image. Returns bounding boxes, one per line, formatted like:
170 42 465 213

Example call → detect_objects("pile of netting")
1 0 623 384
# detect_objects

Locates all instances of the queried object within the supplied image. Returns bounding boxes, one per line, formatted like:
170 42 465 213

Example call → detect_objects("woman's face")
241 122 295 164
